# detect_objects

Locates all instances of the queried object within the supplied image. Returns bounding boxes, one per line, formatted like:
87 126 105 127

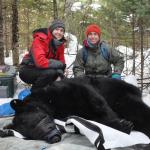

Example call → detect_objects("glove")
49 59 64 69
57 69 65 79
111 73 121 80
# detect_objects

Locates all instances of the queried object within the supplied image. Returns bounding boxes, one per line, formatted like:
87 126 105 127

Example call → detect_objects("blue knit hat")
49 19 65 32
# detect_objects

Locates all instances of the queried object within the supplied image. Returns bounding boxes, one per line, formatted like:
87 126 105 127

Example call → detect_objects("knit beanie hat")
85 24 101 37
49 19 65 32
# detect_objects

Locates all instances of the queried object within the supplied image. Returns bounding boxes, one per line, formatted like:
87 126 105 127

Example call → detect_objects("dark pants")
19 65 60 87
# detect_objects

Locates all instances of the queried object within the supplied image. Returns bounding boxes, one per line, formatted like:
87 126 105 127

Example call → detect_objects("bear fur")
31 76 150 137
1 98 61 144
1 76 150 143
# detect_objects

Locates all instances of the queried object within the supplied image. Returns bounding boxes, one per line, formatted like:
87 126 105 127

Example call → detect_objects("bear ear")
10 99 24 112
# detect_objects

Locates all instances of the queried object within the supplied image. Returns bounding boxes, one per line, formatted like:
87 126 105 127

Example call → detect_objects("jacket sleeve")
109 47 124 74
31 37 50 68
73 49 85 77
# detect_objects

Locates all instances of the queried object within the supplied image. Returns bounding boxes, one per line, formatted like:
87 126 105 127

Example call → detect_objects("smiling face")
87 32 100 44
52 27 65 40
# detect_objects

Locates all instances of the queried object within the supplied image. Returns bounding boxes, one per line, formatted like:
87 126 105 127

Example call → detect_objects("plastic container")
0 65 17 98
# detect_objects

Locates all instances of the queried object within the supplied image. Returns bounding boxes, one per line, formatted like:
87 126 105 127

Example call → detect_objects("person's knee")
19 66 36 84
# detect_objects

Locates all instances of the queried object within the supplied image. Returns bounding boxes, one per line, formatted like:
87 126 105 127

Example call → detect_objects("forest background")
0 0 149 91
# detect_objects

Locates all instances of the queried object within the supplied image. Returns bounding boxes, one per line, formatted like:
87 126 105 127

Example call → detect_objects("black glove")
57 69 65 79
49 59 64 69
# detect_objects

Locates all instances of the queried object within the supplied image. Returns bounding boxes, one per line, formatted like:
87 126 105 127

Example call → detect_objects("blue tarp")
0 88 31 117
0 102 15 117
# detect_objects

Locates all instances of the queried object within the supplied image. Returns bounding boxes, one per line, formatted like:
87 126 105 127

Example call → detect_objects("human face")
87 32 100 44
52 27 65 40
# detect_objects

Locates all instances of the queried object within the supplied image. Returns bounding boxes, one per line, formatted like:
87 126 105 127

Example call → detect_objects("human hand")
57 69 64 79
49 59 65 69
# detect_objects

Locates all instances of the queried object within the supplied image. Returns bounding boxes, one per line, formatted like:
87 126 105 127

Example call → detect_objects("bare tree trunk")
63 0 76 31
131 14 136 75
63 0 75 18
12 0 19 66
53 0 58 19
139 18 144 91
62 0 66 19
110 21 115 48
3 1 9 57
0 0 5 65
26 7 30 51
125 39 128 75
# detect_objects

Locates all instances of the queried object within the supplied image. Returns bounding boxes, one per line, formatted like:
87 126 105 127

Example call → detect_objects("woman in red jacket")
19 19 66 88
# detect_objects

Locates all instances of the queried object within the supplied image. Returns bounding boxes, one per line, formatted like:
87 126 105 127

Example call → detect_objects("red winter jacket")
21 28 66 69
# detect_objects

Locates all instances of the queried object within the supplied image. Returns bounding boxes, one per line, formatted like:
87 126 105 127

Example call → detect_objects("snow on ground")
143 94 150 107
117 46 150 81
124 75 150 106
71 2 82 12
117 45 133 56
124 75 138 87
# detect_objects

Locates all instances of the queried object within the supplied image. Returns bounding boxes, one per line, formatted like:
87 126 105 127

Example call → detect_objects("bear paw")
119 119 134 134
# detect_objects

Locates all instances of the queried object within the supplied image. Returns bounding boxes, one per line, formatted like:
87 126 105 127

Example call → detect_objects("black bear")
31 76 150 138
0 98 61 144
1 76 150 144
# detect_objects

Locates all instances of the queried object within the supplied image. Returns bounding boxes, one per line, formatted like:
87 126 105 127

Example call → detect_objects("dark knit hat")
85 24 101 37
49 19 65 32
